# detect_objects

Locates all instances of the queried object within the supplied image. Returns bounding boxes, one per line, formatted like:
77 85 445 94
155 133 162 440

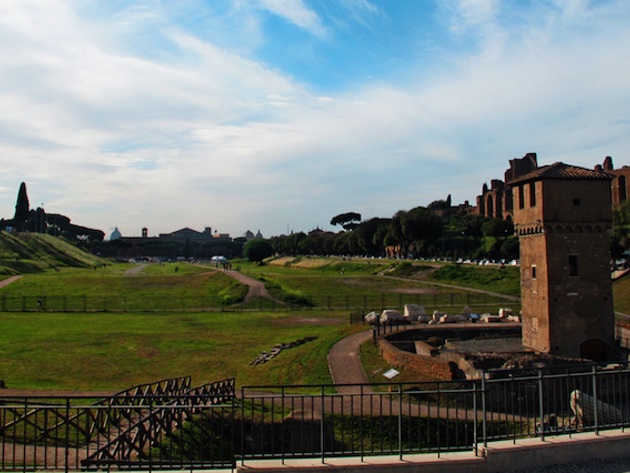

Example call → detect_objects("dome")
110 227 122 240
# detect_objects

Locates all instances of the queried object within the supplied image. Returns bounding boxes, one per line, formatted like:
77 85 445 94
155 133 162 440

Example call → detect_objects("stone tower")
511 162 615 361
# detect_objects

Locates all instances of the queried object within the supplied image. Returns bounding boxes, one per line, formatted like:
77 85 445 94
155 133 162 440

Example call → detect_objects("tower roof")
509 162 612 185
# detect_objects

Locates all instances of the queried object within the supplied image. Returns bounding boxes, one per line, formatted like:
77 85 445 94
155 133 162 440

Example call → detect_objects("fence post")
481 373 488 449
65 397 71 473
321 386 326 464
473 380 479 456
398 383 403 461
538 368 545 441
592 365 599 434
240 386 246 468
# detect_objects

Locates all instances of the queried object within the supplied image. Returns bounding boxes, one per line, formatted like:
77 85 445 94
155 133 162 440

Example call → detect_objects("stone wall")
378 338 454 381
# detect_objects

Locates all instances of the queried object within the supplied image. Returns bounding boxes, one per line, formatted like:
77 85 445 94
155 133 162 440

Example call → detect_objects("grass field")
0 258 523 391
0 309 357 390
0 263 248 310
2 250 628 393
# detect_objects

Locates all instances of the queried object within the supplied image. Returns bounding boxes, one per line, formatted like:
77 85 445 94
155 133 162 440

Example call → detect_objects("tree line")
267 200 519 261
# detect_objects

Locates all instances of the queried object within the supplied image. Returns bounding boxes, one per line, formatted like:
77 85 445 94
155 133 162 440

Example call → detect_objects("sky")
1 0 630 239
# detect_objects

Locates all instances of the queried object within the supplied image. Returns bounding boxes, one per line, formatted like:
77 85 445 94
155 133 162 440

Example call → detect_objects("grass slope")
0 232 107 275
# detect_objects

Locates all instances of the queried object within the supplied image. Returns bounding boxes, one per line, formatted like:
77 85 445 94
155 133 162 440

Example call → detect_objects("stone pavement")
327 329 374 393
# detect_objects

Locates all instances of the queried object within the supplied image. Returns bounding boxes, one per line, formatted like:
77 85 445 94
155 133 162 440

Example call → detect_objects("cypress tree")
13 182 30 231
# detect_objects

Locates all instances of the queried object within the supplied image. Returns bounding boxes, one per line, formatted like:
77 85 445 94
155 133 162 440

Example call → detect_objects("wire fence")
1 291 516 313
2 363 630 471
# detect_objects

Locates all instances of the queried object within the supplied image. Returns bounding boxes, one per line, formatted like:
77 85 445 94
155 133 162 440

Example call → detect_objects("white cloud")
256 0 326 36
0 1 629 237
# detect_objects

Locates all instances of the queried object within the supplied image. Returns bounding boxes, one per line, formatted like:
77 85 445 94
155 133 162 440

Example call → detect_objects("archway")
580 339 607 362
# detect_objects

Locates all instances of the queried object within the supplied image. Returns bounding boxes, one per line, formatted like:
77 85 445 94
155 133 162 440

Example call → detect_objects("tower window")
531 265 537 279
529 182 536 207
568 255 578 276
518 185 525 209
573 198 581 206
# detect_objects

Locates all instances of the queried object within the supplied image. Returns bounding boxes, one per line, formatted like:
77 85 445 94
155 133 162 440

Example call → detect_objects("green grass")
0 264 247 310
428 263 521 296
0 232 107 274
613 276 630 315
237 259 513 311
0 251 530 392
0 310 358 390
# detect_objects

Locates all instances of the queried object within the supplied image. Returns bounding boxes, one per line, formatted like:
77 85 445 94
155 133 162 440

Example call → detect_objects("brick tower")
511 162 615 361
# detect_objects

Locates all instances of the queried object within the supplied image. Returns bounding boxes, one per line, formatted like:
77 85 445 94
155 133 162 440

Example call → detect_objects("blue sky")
1 0 630 239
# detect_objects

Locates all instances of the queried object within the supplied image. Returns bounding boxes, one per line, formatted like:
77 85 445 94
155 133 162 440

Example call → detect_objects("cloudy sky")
1 0 629 239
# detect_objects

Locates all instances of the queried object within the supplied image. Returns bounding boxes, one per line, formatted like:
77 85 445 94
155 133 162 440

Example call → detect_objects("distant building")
598 156 630 209
110 227 121 241
242 229 264 241
158 227 214 240
475 152 538 221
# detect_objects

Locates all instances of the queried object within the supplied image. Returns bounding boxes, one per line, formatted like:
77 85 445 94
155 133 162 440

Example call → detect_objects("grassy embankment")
238 256 520 312
0 231 106 275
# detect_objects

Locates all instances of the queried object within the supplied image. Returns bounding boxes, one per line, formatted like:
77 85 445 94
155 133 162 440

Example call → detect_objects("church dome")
110 227 121 241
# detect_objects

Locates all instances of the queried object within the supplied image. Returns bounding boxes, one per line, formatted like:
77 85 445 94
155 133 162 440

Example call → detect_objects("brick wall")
378 338 454 381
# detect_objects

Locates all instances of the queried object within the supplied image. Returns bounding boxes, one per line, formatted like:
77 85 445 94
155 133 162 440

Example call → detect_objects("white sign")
383 369 400 380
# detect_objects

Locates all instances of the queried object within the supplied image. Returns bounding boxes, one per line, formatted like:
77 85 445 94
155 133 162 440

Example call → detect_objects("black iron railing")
1 365 629 471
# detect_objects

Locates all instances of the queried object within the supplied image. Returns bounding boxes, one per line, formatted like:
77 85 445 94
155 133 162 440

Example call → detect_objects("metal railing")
0 378 236 472
1 365 629 471
2 291 513 313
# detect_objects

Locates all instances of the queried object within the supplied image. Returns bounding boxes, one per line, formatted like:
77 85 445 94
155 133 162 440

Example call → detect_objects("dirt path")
0 275 22 288
123 263 147 276
223 269 276 303
200 265 286 305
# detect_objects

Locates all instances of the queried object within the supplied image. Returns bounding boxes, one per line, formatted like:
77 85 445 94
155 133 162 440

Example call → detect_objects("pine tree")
13 182 30 232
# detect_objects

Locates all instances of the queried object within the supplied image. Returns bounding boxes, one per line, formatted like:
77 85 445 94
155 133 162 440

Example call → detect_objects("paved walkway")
327 330 373 393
